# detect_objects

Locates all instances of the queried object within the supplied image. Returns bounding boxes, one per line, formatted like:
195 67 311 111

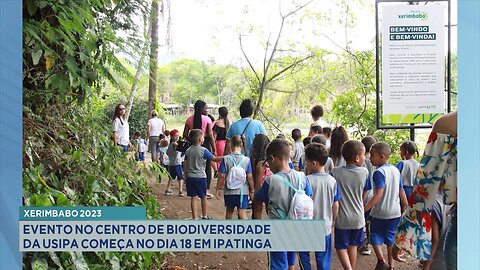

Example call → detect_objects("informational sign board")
381 4 446 123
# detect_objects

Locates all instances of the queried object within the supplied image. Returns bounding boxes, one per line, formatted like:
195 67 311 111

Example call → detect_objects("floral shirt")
394 132 457 260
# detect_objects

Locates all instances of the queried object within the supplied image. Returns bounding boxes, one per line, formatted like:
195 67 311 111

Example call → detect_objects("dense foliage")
23 105 164 269
22 0 165 268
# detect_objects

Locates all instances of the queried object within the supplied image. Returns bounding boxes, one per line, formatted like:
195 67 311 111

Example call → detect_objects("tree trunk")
125 11 152 122
148 0 160 113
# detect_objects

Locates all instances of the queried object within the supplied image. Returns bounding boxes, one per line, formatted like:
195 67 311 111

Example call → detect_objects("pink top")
185 115 213 134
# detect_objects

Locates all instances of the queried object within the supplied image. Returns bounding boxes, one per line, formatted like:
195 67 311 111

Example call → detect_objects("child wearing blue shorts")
165 129 185 197
332 140 372 270
215 135 254 219
396 140 420 200
184 129 222 219
298 143 340 270
253 139 313 270
364 142 408 270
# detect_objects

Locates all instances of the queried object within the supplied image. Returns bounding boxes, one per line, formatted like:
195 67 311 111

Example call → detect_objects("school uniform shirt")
370 164 403 219
255 170 313 220
218 153 252 195
363 157 375 204
184 145 213 178
167 142 183 166
332 166 372 230
396 159 420 187
226 118 266 156
147 117 165 137
308 172 341 235
292 141 305 167
299 156 333 175
113 117 130 146
324 157 333 174
333 156 346 168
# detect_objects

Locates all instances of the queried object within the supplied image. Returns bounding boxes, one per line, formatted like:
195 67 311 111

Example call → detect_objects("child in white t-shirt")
133 131 147 161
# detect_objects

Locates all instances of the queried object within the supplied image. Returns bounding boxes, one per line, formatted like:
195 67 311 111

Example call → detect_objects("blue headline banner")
20 206 146 221
19 220 326 252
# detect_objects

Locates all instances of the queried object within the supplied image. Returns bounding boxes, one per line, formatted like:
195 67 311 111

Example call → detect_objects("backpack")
160 150 170 166
226 156 247 190
274 174 314 220
138 139 148 153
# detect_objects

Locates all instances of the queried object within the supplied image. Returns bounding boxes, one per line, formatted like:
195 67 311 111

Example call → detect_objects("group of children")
132 120 429 270
248 126 424 270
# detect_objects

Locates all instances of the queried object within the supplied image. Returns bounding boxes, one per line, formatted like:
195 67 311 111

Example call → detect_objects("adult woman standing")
112 103 131 152
393 111 457 270
183 100 217 198
213 107 229 169
147 110 166 162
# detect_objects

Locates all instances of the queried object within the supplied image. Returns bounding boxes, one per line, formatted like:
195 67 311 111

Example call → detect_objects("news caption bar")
19 207 326 252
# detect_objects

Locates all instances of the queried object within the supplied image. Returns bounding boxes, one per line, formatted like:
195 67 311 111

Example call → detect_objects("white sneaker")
359 245 372 255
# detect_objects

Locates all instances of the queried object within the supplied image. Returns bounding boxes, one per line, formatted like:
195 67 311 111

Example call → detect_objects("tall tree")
239 0 314 118
126 8 152 121
148 0 161 112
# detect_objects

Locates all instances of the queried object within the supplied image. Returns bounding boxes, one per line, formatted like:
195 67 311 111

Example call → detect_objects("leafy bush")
23 104 166 269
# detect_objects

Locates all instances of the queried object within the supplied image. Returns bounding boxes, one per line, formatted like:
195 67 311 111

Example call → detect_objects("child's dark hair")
329 126 349 160
189 129 204 143
164 130 170 136
400 140 419 157
371 142 391 158
276 133 286 140
250 134 271 177
341 140 365 163
310 105 324 119
322 127 332 137
311 134 327 146
230 135 243 148
292 129 302 141
303 136 311 147
310 125 323 135
361 136 377 153
266 139 290 161
305 143 329 166
134 131 141 137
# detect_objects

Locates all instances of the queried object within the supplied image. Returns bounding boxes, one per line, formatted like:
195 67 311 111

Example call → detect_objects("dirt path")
146 165 419 270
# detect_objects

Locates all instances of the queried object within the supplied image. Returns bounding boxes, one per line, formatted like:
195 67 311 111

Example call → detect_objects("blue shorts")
186 177 207 198
169 165 184 180
334 228 364 249
370 217 401 246
299 234 332 270
268 251 296 269
224 195 249 209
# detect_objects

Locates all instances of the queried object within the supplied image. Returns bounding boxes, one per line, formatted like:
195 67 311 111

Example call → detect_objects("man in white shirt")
147 110 166 162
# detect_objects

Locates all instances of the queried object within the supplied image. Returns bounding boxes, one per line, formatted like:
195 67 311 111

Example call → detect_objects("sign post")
375 0 452 141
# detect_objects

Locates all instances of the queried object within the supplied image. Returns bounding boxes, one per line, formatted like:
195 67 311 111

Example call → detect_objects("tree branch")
239 34 261 84
259 108 283 134
266 54 313 84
